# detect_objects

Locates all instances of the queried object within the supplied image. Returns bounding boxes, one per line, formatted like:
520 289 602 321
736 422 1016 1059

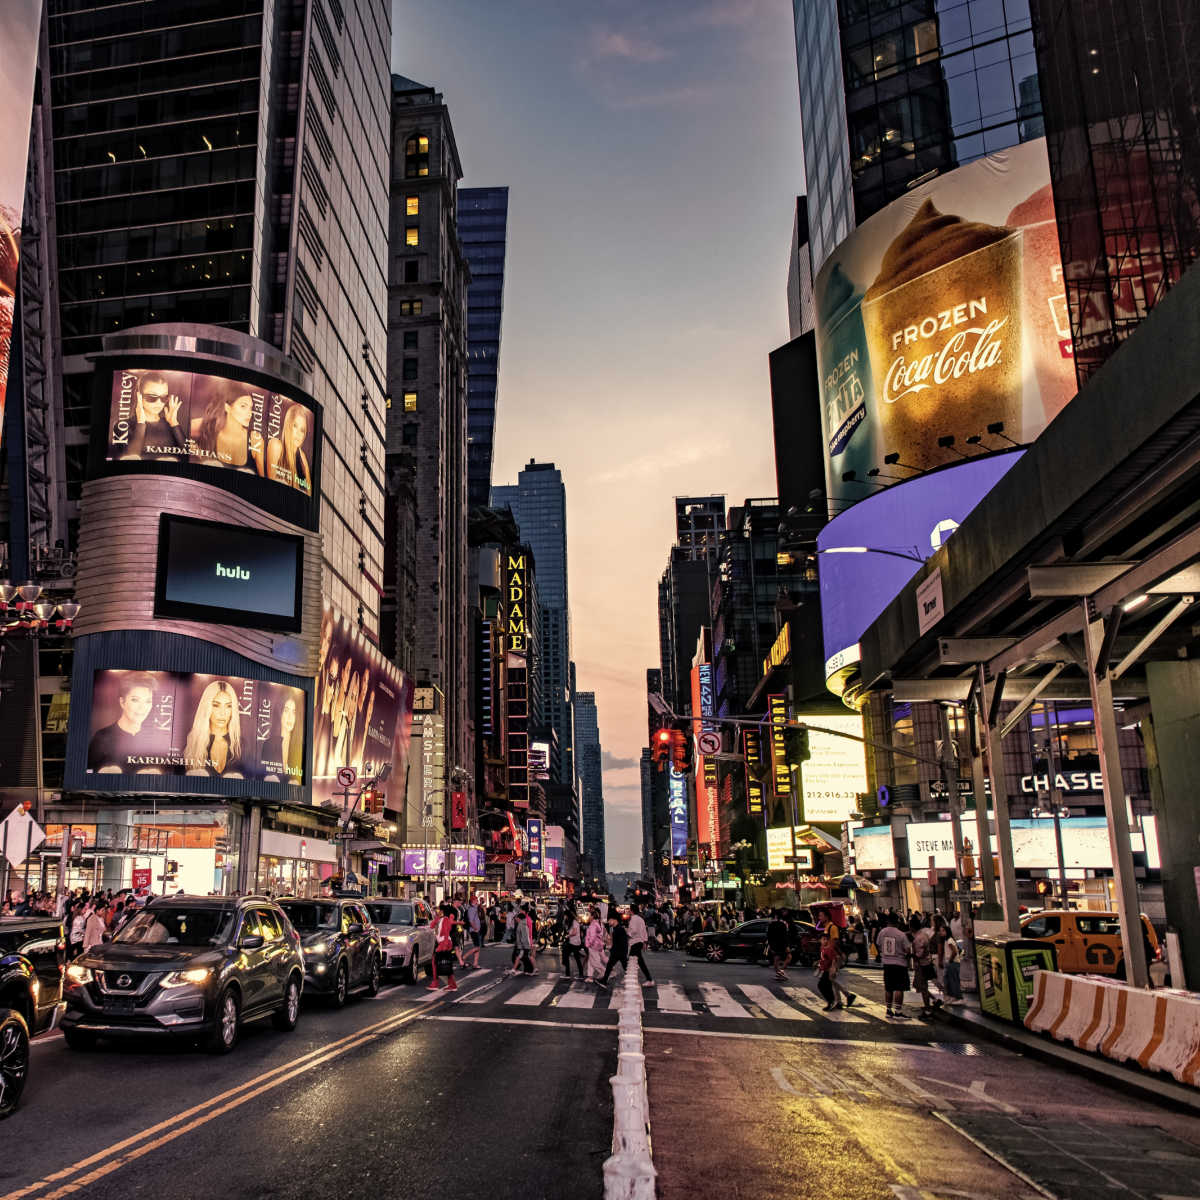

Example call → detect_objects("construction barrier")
1024 971 1200 1088
603 964 656 1200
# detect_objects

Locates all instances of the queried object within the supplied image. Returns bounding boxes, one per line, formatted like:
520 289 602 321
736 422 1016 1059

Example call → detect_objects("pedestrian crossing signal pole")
784 724 810 898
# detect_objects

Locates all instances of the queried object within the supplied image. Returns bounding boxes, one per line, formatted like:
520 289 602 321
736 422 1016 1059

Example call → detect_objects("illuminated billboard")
691 663 719 853
796 713 867 823
817 451 1023 672
906 820 958 870
85 669 305 786
765 827 814 873
505 550 528 654
155 515 303 632
668 767 688 860
768 694 790 798
742 727 765 818
852 824 896 871
105 367 317 496
312 604 414 806
0 1 42 456
815 138 1075 509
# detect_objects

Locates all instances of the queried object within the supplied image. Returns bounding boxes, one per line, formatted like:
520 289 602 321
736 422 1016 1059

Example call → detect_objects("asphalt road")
5 943 1200 1200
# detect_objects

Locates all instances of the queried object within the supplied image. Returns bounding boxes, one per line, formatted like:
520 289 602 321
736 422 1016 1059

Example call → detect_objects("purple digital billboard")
817 451 1024 671
400 847 484 877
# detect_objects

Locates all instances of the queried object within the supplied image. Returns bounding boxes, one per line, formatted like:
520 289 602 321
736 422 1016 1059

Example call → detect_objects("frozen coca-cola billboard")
813 138 1077 509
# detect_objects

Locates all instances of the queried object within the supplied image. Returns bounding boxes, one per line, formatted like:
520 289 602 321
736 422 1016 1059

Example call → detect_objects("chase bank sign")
1020 771 1104 794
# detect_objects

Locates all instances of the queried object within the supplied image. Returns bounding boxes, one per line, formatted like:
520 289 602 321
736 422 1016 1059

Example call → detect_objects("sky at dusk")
392 1 806 871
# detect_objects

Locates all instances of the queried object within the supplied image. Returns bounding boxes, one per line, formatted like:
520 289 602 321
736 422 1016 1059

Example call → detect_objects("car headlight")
160 967 214 989
66 964 93 986
386 934 411 945
306 941 327 956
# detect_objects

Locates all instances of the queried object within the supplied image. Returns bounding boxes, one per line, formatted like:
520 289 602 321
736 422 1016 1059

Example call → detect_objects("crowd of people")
2 886 147 958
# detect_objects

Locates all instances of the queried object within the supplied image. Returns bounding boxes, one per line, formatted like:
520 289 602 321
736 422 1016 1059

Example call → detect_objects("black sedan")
686 919 821 966
277 898 382 1006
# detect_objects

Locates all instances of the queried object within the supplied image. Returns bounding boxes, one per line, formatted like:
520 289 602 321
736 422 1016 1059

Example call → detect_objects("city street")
6 946 1200 1200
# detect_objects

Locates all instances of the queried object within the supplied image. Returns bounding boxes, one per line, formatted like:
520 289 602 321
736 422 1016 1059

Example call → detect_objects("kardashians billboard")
105 366 317 497
311 605 414 807
85 669 306 786
0 1 43 455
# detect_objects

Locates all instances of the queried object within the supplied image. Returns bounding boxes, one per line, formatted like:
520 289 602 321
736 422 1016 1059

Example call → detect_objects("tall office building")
385 76 471 790
794 0 1045 273
458 187 508 510
492 461 571 789
573 689 606 879
46 0 391 633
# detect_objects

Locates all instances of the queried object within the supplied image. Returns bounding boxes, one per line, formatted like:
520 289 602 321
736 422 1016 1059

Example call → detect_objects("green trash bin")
975 935 1057 1024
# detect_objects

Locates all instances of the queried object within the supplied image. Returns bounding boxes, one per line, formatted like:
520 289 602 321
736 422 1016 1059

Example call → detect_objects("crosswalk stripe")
555 983 598 1009
654 981 694 1014
505 978 558 1006
782 987 868 1022
739 985 809 1020
698 982 752 1019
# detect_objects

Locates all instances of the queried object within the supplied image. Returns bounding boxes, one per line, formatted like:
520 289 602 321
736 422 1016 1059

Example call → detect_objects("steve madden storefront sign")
1020 771 1104 794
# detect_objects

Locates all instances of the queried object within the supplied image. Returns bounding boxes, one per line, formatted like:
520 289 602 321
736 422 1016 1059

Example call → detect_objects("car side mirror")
240 934 265 950
348 923 364 936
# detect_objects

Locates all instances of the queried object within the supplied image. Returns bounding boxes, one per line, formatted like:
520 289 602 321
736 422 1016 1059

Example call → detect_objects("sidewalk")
936 990 1200 1115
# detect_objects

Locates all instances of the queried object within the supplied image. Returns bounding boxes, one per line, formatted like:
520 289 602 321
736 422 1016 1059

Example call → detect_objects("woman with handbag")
427 903 459 992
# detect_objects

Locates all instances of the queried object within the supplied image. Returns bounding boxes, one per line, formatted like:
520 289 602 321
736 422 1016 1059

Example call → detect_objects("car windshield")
278 902 338 931
366 902 413 926
114 907 235 947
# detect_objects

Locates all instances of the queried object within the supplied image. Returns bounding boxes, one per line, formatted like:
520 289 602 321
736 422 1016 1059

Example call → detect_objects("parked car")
1019 909 1160 978
277 898 381 1005
0 915 66 1117
61 895 304 1054
686 919 821 967
365 899 435 983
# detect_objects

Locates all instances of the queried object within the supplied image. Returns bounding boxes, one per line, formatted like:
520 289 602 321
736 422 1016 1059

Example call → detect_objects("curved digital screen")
155 515 303 633
106 367 316 498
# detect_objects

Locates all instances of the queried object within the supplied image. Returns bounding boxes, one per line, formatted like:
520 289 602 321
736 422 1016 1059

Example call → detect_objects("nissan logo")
117 974 133 989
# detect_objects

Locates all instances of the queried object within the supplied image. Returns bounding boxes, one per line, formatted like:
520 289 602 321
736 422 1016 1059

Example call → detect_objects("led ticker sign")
505 552 528 653
768 693 790 798
743 727 764 817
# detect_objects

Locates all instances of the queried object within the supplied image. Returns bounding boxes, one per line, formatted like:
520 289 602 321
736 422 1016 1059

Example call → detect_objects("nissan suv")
61 895 304 1054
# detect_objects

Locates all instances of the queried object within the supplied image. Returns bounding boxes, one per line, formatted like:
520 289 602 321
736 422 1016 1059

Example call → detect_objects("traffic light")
670 728 692 774
651 727 672 770
1036 878 1050 896
784 724 810 765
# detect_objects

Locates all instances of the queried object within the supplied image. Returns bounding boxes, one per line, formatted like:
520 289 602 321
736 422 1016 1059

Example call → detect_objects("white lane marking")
698 982 752 1019
555 983 598 1009
653 981 694 1014
641 1026 960 1050
505 978 558 1006
739 985 810 1020
456 974 512 1004
426 1014 612 1032
783 987 869 1022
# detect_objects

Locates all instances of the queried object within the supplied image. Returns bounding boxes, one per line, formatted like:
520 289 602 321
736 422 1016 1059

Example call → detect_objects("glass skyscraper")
795 0 1044 272
573 690 606 878
458 186 508 510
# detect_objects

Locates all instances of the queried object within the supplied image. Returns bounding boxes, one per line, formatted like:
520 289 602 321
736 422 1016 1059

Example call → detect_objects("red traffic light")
651 728 672 770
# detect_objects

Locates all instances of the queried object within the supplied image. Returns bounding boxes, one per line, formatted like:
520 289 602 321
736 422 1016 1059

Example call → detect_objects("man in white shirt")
875 914 913 1019
626 903 654 987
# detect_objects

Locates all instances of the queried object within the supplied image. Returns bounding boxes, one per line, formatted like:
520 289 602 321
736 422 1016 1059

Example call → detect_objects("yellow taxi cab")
1019 909 1160 977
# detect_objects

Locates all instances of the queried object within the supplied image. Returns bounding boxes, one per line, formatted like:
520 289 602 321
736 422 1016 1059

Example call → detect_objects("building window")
406 196 419 216
398 299 423 316
403 331 418 349
404 260 419 283
403 391 417 411
405 226 419 247
405 134 430 178
402 422 418 446
403 358 418 381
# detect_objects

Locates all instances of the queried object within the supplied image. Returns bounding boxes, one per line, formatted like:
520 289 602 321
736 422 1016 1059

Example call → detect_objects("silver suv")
365 899 435 983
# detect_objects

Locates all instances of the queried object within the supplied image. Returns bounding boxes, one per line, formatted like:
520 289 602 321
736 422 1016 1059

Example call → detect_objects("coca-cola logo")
883 317 1008 404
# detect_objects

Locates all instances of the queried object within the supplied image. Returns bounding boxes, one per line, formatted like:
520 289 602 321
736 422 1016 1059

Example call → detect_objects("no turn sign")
697 731 721 756
337 766 357 788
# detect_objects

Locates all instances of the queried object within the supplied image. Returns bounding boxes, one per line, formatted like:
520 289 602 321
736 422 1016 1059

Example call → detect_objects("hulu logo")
215 563 251 581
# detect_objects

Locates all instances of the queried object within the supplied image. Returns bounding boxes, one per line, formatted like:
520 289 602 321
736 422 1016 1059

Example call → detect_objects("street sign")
948 889 983 902
337 766 357 788
1 808 45 870
697 730 721 756
131 868 152 891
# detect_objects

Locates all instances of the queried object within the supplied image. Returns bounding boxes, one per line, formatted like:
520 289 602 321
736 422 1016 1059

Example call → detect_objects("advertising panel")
796 713 867 823
906 820 957 870
85 669 305 785
765 827 814 873
814 137 1075 508
400 847 485 877
529 741 550 781
526 818 543 871
312 604 414 807
105 367 317 496
0 0 42 457
853 824 896 871
690 663 719 853
816 451 1022 670
742 727 765 817
768 693 790 798
505 550 528 653
155 514 303 632
668 767 688 861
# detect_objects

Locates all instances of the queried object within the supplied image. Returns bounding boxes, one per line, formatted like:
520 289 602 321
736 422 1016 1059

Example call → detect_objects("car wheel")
331 960 349 1008
272 974 302 1032
706 944 726 963
0 1009 30 1119
62 1027 97 1052
205 987 241 1054
365 954 381 997
404 950 420 986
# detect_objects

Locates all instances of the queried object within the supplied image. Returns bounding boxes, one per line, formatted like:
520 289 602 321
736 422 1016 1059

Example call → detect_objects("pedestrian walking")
561 908 585 978
83 902 107 952
597 913 630 988
767 909 791 980
427 903 459 992
509 905 535 975
584 908 606 980
816 927 856 1010
875 913 912 1019
625 903 654 986
910 916 941 1016
940 925 963 1002
462 895 483 969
